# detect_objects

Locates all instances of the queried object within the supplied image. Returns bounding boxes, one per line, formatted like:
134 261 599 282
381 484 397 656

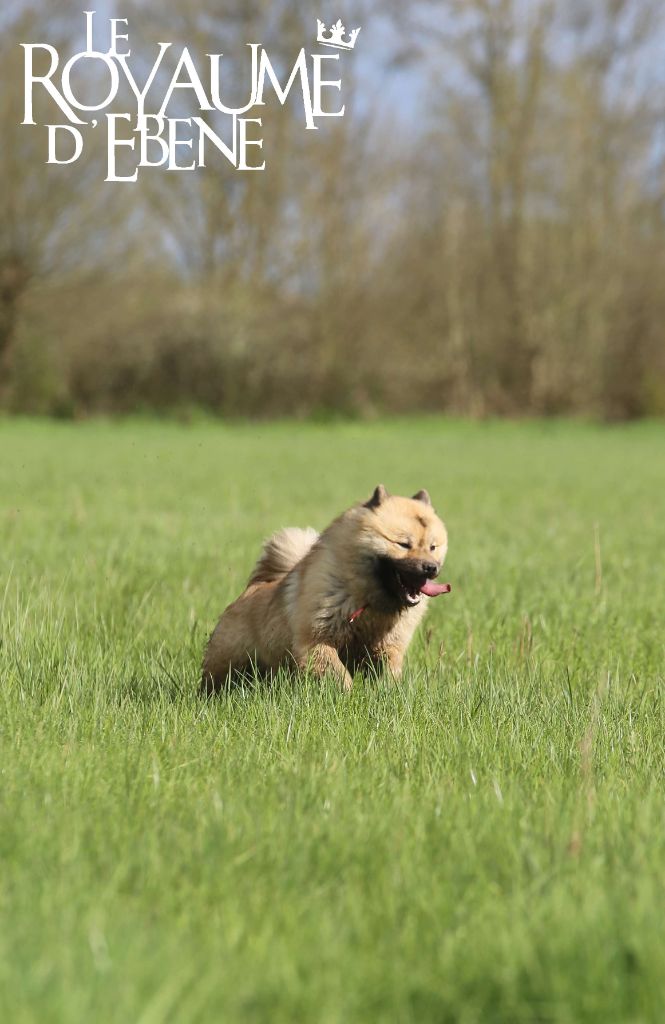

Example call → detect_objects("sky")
7 0 665 146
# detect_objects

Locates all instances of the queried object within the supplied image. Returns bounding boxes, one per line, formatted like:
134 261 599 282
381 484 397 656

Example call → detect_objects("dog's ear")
412 489 432 506
365 484 389 509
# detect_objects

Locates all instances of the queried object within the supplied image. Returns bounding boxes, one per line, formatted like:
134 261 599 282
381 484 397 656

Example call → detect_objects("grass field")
1 417 664 1023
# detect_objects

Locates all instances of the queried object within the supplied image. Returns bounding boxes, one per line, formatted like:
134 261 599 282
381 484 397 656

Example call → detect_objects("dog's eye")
397 540 412 550
429 543 437 551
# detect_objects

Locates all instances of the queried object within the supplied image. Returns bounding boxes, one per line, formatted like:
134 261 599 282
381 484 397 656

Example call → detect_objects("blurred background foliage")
2 0 665 419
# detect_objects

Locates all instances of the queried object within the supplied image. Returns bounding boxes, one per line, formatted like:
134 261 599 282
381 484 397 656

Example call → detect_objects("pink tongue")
420 580 452 597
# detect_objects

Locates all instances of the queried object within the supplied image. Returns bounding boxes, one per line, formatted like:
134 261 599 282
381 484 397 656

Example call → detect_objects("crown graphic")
316 18 361 50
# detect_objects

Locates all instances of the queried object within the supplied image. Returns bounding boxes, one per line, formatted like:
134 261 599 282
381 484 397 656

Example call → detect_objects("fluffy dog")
201 485 450 692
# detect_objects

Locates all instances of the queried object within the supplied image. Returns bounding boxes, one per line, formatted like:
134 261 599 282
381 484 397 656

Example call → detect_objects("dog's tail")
247 527 319 585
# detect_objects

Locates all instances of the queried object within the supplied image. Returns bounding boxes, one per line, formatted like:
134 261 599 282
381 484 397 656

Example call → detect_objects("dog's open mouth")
394 568 452 606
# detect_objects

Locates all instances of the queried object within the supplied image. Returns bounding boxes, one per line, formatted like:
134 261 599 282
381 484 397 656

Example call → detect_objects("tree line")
2 0 664 419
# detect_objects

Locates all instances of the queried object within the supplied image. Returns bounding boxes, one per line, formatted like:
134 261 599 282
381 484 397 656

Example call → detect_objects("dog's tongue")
420 580 452 597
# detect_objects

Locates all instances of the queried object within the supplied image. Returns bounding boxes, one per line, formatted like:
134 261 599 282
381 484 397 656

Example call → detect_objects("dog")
201 485 450 692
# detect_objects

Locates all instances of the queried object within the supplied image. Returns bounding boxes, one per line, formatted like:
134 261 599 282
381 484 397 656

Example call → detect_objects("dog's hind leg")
200 615 256 694
200 663 235 694
200 663 255 695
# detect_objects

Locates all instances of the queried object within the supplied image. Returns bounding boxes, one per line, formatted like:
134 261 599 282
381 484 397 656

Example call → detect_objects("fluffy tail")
247 527 319 585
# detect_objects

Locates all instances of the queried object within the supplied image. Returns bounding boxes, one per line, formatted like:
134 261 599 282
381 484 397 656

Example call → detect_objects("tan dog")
201 485 450 692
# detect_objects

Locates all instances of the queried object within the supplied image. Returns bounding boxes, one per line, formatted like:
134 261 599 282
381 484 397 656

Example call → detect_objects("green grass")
1 417 664 1024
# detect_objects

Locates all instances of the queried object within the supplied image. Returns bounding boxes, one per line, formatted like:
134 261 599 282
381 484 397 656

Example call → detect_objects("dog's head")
354 484 449 611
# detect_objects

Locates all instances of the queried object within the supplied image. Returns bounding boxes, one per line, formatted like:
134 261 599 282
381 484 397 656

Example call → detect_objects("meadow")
1 416 664 1024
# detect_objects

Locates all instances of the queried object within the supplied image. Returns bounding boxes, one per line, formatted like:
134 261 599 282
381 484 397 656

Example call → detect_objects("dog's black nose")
422 561 438 579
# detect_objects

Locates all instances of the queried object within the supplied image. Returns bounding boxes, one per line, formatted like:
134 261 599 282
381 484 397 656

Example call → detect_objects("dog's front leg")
373 642 405 681
296 643 353 690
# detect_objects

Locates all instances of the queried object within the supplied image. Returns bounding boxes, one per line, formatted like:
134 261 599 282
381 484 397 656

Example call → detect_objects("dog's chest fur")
309 584 426 662
280 527 431 673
